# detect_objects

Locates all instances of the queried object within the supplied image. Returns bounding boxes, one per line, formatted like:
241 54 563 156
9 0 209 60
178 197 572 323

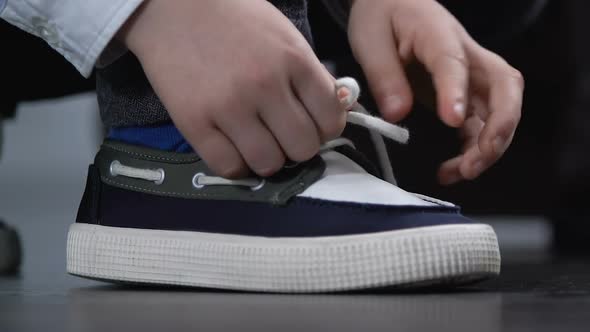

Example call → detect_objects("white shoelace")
110 77 409 190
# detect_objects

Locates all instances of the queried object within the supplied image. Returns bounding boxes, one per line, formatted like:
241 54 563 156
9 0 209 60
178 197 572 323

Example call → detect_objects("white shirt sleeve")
0 0 144 77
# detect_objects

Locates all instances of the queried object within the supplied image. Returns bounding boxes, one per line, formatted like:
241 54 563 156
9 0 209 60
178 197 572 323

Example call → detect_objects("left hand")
348 0 524 185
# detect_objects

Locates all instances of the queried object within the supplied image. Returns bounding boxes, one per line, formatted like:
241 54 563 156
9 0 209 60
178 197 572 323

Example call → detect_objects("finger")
439 114 484 183
461 129 516 181
438 155 464 185
215 114 286 177
188 125 249 179
259 88 322 162
459 141 495 180
414 24 469 127
473 51 524 163
349 11 413 122
456 115 489 179
290 58 348 141
459 114 485 152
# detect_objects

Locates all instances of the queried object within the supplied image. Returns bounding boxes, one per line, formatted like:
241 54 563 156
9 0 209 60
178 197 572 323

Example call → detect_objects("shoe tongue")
297 150 442 207
335 124 390 180
332 145 382 179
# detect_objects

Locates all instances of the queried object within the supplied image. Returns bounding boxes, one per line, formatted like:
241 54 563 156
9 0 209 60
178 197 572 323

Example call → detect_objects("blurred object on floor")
0 220 21 274
1 112 21 275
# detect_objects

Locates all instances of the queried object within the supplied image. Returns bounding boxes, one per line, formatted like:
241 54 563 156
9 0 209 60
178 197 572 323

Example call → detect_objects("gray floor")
1 96 589 332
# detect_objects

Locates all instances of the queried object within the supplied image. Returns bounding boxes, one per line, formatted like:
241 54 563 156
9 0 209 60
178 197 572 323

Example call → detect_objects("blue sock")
108 123 193 153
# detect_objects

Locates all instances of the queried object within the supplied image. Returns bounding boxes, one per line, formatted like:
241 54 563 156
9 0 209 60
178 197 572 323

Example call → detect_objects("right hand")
118 0 347 178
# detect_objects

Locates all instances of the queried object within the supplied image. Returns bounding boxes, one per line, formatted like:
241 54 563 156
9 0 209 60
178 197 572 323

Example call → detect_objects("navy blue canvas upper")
76 165 475 237
99 185 470 237
82 181 474 237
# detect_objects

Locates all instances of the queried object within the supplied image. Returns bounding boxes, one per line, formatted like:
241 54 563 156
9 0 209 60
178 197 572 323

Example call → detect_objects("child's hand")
348 0 524 185
119 0 346 178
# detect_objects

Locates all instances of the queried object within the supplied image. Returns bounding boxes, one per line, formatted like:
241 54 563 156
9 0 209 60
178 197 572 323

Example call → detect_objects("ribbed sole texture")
67 223 501 293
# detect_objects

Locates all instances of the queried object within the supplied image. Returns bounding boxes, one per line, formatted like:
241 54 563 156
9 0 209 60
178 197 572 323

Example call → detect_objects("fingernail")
337 87 352 107
453 101 466 120
385 95 404 115
492 136 505 155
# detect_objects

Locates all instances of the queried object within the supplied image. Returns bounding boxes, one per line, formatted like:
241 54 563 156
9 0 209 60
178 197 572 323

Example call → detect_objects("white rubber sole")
67 223 501 293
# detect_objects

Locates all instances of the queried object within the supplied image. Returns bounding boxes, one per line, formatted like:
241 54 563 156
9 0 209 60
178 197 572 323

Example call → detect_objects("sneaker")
0 220 21 274
67 78 500 292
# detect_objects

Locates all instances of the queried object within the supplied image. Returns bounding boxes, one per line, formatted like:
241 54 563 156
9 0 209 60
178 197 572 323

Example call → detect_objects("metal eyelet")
250 179 266 191
154 168 165 185
192 173 206 189
284 161 300 169
109 160 121 177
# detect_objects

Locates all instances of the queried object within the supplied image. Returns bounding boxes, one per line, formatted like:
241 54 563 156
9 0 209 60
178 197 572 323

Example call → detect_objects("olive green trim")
95 140 326 205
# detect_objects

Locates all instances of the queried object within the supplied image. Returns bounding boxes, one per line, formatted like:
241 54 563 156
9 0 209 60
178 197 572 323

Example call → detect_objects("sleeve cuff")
0 0 145 77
